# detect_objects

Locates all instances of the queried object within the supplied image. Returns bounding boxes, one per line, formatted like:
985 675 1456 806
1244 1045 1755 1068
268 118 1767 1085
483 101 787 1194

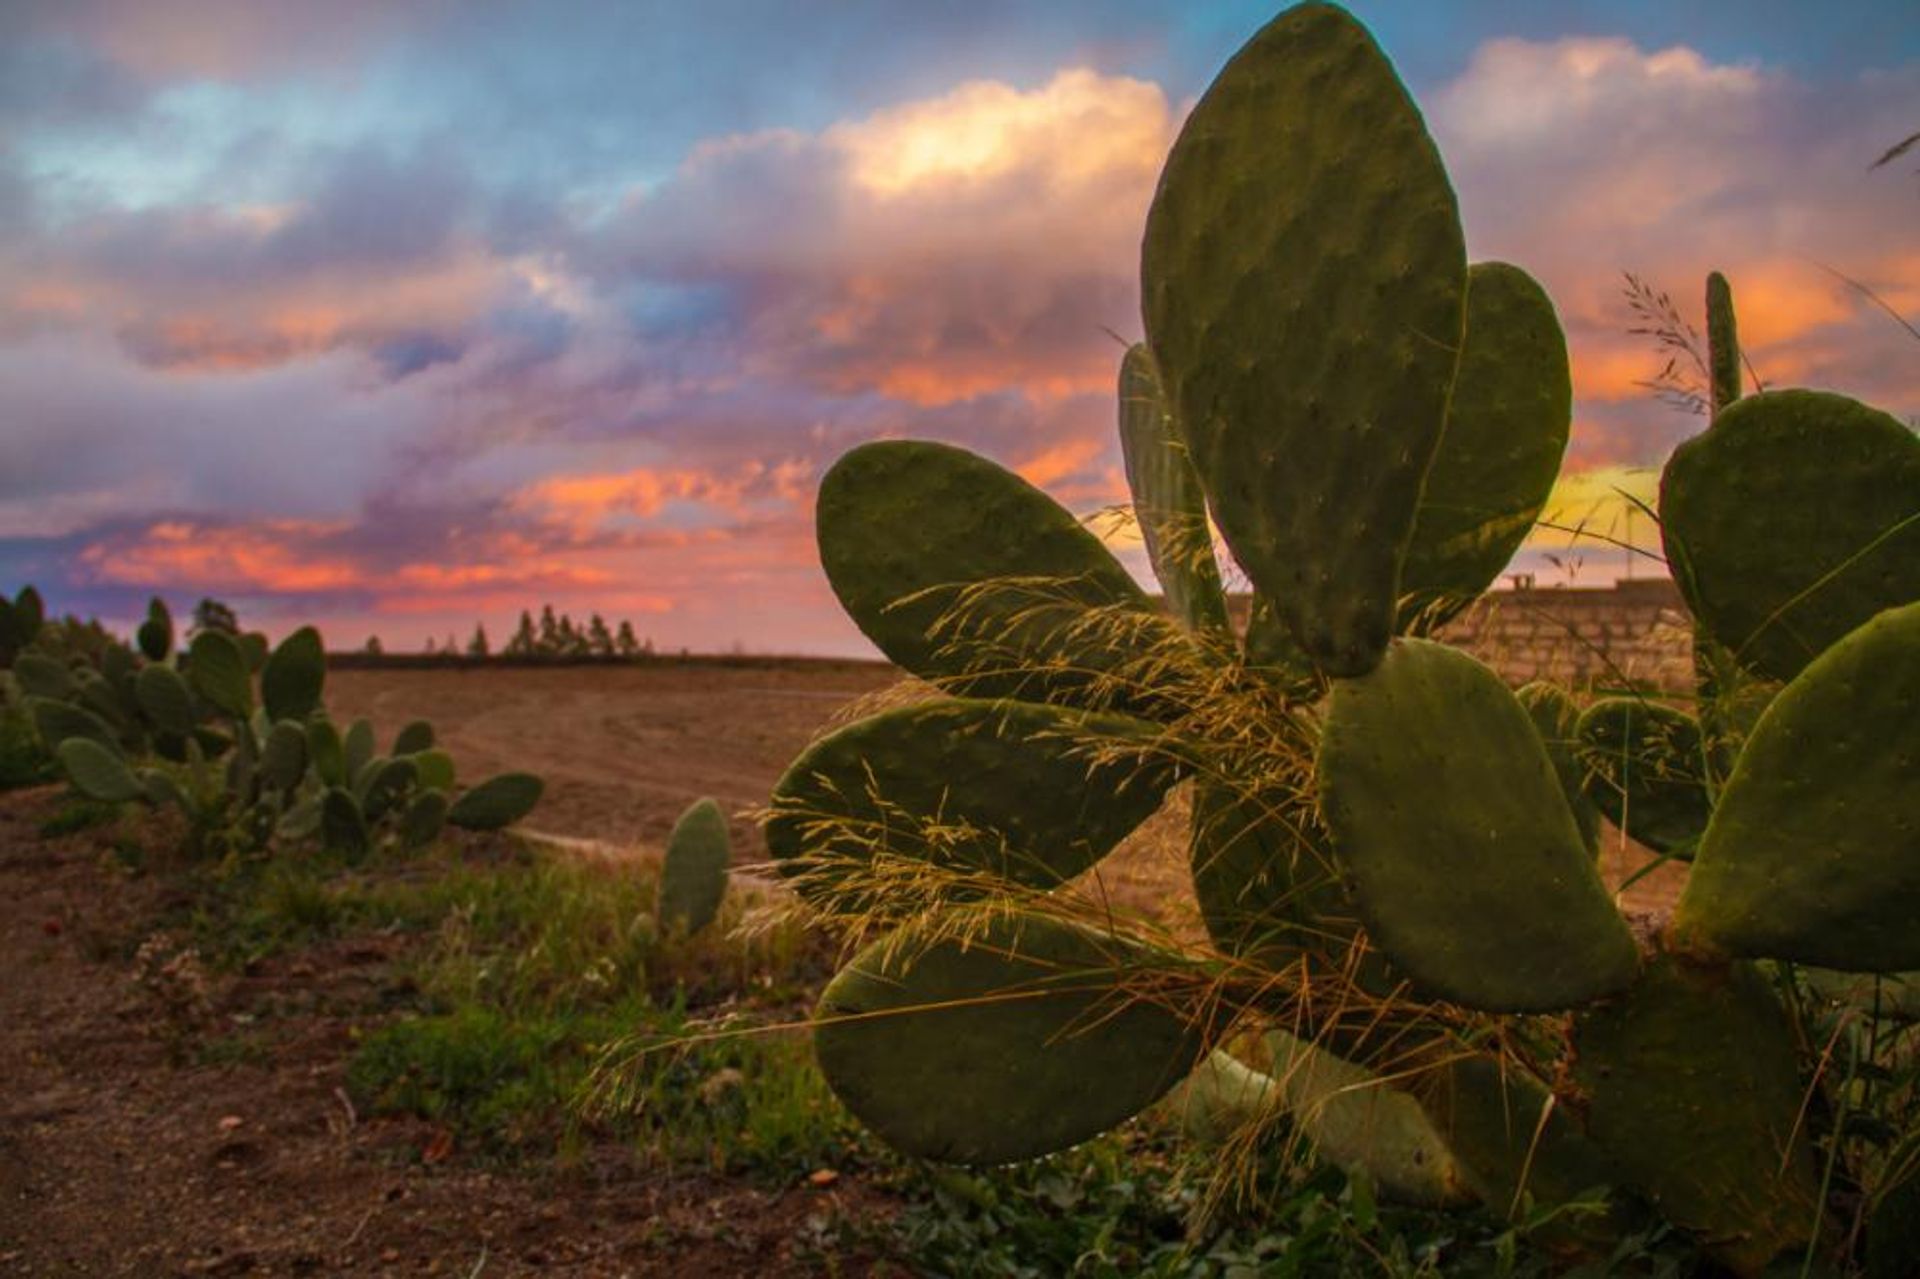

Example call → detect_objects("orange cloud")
76 520 358 593
1015 437 1105 489
513 458 814 535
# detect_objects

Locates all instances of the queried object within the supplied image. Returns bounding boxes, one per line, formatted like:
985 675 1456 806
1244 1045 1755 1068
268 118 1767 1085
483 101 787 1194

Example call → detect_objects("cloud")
1430 35 1920 467
595 67 1174 407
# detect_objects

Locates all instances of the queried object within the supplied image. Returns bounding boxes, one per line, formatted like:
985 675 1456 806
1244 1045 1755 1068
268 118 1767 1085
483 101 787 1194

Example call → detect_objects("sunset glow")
3 1 1914 655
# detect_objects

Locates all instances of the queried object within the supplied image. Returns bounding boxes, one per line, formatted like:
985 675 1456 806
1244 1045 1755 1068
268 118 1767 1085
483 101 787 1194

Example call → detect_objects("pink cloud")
1431 35 1920 471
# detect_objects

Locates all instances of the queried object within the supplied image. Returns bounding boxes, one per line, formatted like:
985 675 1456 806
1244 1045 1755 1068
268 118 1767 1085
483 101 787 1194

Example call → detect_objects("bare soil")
0 788 898 1278
0 659 1686 1276
321 660 899 856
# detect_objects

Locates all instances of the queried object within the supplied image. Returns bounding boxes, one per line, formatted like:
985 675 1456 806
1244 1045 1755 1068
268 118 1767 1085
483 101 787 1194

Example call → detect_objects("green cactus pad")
1189 780 1354 968
1117 344 1228 635
1673 601 1920 969
261 626 325 723
813 912 1207 1164
766 699 1178 902
1318 639 1639 1011
137 598 173 663
392 719 435 755
1264 1031 1472 1208
321 787 371 856
1574 697 1711 858
1660 389 1920 682
1141 2 1465 677
1399 263 1571 629
1571 957 1819 1275
12 653 73 701
140 768 184 811
1706 271 1741 418
360 757 417 822
133 665 196 738
1241 595 1319 691
447 772 543 830
343 718 375 782
400 789 449 850
817 440 1159 710
259 720 309 792
238 631 269 673
29 697 118 754
57 737 144 803
659 797 731 935
186 630 253 718
307 719 346 787
1416 1055 1636 1243
1515 681 1601 857
73 669 129 730
410 748 456 792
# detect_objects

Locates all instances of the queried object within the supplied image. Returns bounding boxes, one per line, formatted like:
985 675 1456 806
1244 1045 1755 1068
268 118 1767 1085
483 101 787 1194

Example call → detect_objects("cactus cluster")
8 599 543 858
769 4 1920 1273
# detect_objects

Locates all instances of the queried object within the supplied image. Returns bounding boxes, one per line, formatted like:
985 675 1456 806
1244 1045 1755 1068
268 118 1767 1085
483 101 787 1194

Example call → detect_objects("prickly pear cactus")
658 796 731 936
771 6 1920 1274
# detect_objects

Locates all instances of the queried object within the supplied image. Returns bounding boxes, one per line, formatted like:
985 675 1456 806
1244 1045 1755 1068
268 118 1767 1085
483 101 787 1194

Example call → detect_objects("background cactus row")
2 594 545 860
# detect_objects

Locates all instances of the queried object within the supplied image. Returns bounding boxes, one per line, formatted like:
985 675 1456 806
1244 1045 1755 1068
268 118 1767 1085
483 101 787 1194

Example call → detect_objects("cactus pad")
261 627 325 723
1571 957 1818 1275
1318 639 1639 1011
1417 1055 1636 1243
307 719 346 787
1189 780 1353 968
813 912 1206 1164
58 738 144 803
186 630 253 718
134 665 196 738
137 598 173 663
259 721 309 792
1706 271 1741 418
400 789 449 850
1673 601 1920 969
343 718 375 782
1117 343 1228 635
1399 262 1570 628
1574 697 1711 857
1142 2 1465 676
767 699 1177 902
321 787 371 856
393 719 435 755
1660 389 1920 682
446 772 543 830
659 797 730 935
410 748 456 792
12 653 73 701
1515 681 1601 857
30 698 117 754
818 440 1158 710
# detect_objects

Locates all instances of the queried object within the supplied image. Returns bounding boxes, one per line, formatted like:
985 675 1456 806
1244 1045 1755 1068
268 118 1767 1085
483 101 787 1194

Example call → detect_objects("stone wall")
1221 578 1695 691
1436 578 1694 691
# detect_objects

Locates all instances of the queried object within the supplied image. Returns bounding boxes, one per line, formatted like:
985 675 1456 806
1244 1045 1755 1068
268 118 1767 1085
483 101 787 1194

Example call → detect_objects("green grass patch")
39 794 124 837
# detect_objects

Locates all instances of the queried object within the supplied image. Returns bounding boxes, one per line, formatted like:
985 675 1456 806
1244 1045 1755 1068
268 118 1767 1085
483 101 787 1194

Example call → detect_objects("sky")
2 1 1915 656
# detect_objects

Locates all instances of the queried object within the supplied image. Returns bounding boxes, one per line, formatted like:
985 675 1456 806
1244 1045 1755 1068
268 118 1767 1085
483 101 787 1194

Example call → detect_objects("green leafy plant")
25 609 544 859
765 6 1920 1275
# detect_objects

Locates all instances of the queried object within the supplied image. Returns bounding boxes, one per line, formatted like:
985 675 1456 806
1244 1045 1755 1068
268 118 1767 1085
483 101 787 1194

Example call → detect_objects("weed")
39 795 123 838
0 696 55 790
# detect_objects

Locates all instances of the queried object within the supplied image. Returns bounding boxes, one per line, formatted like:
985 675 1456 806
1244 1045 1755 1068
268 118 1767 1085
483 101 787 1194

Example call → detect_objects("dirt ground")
321 660 901 857
1 659 1687 1276
0 785 900 1279
318 658 1684 914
